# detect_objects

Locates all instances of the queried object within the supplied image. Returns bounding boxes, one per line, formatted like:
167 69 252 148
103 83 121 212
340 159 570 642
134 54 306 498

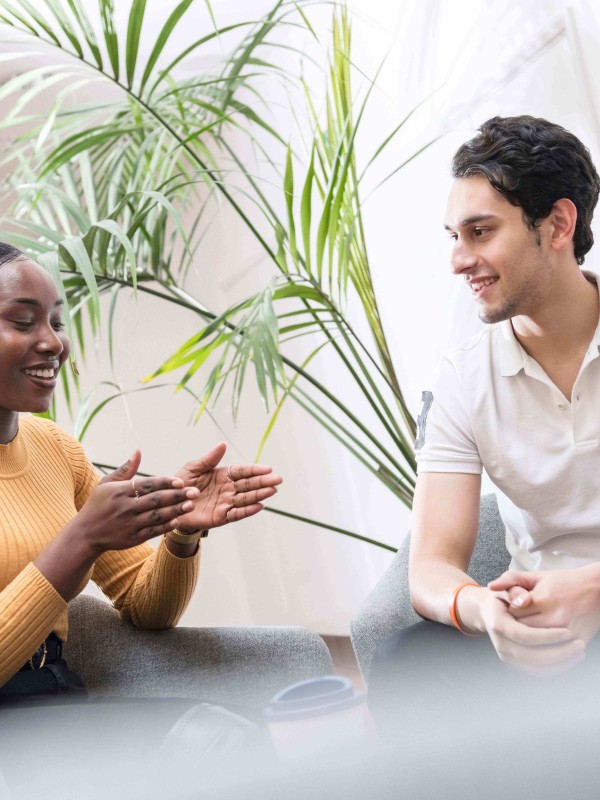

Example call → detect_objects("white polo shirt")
416 275 600 572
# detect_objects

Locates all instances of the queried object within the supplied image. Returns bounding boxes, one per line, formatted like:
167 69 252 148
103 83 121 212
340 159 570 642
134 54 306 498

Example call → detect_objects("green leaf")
42 0 84 57
256 339 328 458
125 0 146 89
65 0 103 68
265 507 397 552
300 145 315 277
58 236 100 332
37 250 75 345
139 0 193 95
4 0 61 44
74 380 121 440
92 219 138 291
99 0 119 80
283 143 297 265
203 0 216 29
107 282 120 368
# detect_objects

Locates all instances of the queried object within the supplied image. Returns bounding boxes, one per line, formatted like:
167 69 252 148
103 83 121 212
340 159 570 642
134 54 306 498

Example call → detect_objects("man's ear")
549 198 577 253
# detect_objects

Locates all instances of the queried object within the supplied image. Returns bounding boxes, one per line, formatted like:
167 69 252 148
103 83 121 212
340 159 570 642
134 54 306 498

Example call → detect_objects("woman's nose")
35 325 64 354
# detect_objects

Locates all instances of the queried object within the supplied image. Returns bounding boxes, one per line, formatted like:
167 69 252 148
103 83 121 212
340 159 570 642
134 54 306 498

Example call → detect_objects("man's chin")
478 302 515 325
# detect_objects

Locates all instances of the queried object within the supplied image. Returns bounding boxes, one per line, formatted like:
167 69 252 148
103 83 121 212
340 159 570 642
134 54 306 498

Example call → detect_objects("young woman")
0 242 282 698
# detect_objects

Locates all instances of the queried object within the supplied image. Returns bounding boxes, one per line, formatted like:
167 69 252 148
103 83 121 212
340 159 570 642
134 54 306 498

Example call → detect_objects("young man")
368 114 600 791
409 115 600 677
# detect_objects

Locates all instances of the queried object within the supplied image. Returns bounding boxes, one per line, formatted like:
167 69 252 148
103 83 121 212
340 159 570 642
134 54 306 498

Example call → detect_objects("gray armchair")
64 594 333 709
350 493 509 680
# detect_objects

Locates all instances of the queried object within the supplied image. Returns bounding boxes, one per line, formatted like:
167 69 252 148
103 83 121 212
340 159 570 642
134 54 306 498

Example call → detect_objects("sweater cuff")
0 563 68 684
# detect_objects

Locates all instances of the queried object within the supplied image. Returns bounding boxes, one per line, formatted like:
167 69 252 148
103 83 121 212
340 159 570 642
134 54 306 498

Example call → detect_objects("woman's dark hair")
452 115 600 264
0 242 25 268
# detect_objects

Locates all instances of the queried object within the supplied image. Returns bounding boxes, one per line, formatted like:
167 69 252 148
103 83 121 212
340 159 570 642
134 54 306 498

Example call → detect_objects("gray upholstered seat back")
350 493 509 679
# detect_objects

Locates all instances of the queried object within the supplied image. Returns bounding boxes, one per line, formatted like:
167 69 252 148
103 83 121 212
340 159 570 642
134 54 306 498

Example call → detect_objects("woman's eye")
13 320 33 330
52 321 66 331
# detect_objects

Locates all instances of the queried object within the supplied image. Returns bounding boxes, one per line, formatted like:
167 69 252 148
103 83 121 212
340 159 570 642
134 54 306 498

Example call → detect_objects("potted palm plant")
0 0 429 550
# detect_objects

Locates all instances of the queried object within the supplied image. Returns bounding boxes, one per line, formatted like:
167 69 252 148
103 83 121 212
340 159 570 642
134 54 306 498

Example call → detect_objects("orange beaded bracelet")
449 582 483 636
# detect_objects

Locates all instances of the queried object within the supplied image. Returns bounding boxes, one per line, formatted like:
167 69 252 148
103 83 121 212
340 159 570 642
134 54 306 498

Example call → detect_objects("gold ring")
227 465 235 482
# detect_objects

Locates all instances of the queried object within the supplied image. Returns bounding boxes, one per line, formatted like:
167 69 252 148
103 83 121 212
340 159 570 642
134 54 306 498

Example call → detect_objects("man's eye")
447 232 458 241
473 227 487 237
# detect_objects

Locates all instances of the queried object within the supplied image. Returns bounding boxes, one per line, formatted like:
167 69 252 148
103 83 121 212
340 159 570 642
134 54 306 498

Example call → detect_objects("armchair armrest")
350 493 509 681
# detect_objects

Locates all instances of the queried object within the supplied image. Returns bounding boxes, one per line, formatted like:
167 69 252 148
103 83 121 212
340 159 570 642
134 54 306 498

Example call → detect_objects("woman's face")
0 259 70 414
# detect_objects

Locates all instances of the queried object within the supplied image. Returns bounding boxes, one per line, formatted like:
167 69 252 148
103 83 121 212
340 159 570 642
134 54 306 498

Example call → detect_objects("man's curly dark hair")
452 115 600 264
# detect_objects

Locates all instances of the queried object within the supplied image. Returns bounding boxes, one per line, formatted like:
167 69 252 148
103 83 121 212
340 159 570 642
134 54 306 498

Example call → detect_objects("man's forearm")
410 558 489 632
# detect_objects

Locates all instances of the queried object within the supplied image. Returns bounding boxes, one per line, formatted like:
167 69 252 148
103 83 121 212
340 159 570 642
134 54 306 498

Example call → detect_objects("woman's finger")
230 473 283 492
99 450 142 485
227 464 275 480
227 503 264 522
232 486 278 508
134 487 199 513
129 475 185 497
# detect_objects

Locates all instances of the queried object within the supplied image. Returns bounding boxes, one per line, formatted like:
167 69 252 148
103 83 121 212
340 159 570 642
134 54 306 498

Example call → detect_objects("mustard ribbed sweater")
0 416 200 686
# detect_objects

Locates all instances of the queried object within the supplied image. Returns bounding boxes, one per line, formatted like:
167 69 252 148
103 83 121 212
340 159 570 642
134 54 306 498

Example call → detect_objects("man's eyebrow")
444 214 498 231
8 298 64 307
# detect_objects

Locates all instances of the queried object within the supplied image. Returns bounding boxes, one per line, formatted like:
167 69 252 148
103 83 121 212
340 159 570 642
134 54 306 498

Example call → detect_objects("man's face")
444 175 553 324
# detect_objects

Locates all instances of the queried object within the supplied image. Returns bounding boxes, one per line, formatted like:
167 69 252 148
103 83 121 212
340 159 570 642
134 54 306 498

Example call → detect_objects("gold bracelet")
167 528 209 545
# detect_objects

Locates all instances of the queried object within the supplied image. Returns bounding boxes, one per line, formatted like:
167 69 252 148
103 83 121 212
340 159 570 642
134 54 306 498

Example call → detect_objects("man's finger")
507 586 532 609
488 570 539 591
500 617 573 646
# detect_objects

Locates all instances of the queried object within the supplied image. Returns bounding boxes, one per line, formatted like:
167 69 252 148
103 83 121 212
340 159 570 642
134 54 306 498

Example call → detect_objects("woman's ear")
549 197 577 253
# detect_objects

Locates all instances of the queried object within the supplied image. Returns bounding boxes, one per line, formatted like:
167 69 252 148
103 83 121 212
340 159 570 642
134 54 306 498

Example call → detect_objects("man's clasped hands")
478 565 600 676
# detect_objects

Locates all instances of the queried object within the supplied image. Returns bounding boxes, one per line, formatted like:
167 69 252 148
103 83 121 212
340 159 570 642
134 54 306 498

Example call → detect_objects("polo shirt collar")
499 269 600 377
499 320 526 376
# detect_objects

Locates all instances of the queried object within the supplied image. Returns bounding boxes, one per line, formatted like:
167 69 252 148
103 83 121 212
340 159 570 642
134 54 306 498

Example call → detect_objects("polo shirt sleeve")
415 356 482 474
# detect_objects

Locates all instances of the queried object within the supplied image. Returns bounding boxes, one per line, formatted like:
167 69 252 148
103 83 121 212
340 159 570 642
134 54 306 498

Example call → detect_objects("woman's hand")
34 451 200 601
70 450 200 553
172 442 282 532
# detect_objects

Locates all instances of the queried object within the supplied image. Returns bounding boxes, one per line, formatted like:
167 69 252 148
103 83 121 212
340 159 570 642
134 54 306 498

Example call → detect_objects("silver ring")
131 478 140 499
226 508 234 522
227 465 235 482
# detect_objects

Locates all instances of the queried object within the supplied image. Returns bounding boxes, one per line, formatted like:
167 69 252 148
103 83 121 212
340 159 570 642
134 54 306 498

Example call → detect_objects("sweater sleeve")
0 564 67 686
58 432 201 629
92 537 200 629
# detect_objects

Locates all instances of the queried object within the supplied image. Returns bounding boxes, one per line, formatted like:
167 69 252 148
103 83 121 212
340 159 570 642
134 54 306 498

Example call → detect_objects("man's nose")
450 241 478 275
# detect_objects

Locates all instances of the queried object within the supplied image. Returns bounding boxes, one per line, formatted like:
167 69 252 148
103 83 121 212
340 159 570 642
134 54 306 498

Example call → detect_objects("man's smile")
466 276 499 294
